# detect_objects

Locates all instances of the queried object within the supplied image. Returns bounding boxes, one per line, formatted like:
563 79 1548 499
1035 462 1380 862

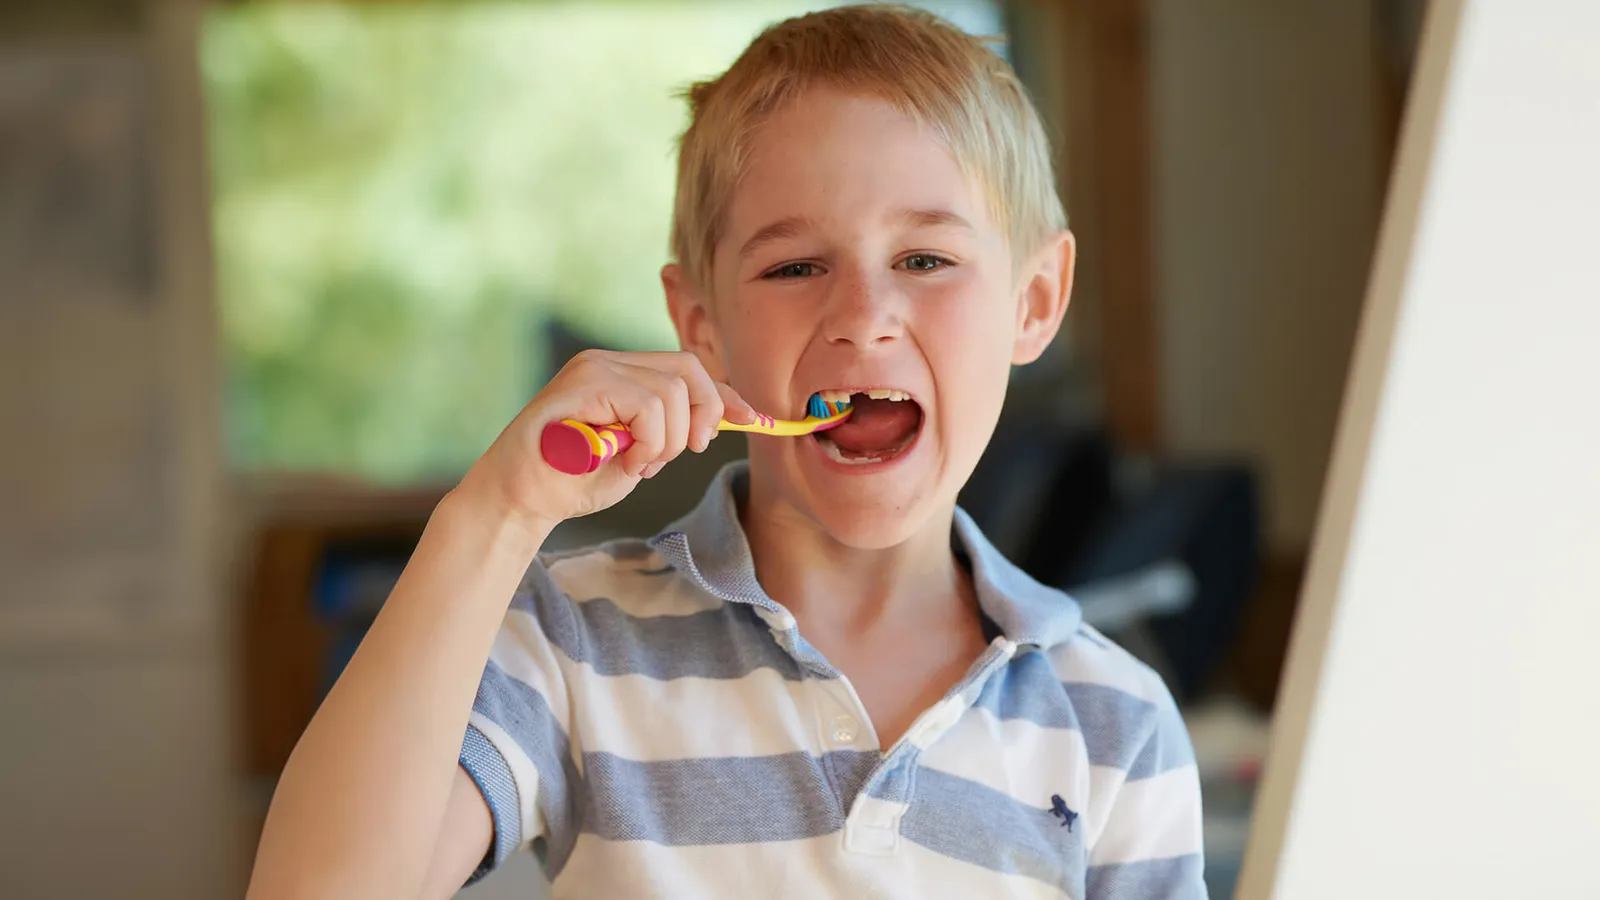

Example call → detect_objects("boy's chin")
796 460 951 549
808 499 935 550
747 439 956 548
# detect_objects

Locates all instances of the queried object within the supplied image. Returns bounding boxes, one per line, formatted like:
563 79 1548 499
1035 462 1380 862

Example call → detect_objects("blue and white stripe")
460 461 1206 898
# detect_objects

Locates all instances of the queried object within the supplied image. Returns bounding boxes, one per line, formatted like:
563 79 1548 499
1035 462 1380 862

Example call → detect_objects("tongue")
825 397 921 453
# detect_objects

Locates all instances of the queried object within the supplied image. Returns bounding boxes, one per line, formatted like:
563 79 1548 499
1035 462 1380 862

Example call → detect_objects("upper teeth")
819 388 911 403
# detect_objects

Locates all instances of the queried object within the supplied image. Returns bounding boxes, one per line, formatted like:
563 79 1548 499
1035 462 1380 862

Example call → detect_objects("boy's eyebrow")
739 216 811 259
896 207 974 231
737 208 974 260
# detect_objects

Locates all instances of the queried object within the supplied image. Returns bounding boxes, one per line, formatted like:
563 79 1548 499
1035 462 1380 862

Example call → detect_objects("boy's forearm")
248 477 551 899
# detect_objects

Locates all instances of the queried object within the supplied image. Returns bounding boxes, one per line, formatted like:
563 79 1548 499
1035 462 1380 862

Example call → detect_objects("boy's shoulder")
518 534 718 620
504 534 805 684
1046 622 1180 711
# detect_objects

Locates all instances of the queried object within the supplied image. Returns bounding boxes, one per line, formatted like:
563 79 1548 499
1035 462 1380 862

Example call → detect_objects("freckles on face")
703 87 1020 540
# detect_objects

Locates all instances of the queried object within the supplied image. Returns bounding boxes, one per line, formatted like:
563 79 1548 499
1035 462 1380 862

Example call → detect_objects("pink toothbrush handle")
540 420 635 475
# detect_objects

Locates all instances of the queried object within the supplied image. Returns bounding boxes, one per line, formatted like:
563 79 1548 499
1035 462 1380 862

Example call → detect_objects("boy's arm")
246 350 749 899
246 480 551 900
1085 692 1209 900
417 766 497 899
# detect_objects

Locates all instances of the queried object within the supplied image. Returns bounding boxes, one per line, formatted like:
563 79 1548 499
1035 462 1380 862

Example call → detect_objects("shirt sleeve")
1084 684 1209 900
457 556 582 884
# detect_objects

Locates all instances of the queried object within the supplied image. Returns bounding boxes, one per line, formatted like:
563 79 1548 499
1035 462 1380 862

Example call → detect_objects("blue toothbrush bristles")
807 394 850 419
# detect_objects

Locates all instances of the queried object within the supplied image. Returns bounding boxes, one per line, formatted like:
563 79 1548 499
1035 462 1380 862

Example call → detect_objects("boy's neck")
738 484 976 637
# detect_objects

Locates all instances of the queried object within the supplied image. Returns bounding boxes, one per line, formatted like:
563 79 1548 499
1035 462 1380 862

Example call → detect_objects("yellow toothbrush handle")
718 410 850 436
719 413 813 436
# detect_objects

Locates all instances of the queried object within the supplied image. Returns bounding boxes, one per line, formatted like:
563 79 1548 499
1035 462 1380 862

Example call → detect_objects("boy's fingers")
716 383 758 425
686 383 724 453
542 349 732 474
617 389 666 476
644 352 724 451
619 363 692 466
658 374 692 463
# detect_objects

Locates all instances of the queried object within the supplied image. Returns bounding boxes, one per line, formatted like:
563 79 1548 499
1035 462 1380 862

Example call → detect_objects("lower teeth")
816 434 910 465
823 443 880 465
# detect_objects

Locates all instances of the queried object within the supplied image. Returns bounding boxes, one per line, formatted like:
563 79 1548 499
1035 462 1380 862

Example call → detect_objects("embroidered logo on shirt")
1049 794 1078 832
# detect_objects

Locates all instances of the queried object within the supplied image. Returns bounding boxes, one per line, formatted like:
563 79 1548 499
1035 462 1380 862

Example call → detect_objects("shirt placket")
836 637 1022 856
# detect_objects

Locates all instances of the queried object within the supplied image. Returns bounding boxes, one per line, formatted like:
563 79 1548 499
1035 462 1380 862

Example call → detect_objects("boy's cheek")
717 344 781 410
695 345 732 385
939 322 1017 416
688 302 749 386
722 347 792 412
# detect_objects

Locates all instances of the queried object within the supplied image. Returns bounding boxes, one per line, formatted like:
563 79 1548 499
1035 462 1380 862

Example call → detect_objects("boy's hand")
459 349 757 531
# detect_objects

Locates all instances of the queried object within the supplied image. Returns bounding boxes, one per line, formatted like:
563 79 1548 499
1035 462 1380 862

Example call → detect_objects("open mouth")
811 388 924 466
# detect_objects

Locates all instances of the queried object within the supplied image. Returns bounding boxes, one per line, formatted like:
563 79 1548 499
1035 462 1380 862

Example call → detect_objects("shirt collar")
647 461 1083 649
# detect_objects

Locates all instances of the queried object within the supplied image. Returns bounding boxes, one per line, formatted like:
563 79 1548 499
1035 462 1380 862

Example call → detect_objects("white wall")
1241 2 1600 896
0 655 237 898
0 2 240 897
1151 0 1386 551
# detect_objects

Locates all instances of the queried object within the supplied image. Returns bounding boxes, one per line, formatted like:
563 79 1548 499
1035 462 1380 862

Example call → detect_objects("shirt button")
830 715 859 744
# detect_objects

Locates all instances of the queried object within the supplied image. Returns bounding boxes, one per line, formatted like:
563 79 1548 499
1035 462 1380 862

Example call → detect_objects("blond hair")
670 3 1066 292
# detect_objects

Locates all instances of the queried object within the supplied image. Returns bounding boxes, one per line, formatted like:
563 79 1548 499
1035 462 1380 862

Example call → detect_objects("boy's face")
666 88 1072 550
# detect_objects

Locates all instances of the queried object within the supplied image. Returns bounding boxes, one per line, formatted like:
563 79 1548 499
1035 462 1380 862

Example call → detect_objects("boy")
248 6 1205 899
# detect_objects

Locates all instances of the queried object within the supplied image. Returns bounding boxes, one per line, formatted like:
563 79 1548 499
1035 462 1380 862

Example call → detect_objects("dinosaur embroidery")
1049 794 1078 832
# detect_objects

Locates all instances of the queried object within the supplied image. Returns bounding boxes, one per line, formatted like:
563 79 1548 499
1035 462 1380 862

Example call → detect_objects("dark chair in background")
960 420 1260 704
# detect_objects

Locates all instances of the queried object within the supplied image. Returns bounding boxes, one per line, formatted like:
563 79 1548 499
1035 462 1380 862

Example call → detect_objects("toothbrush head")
807 393 853 420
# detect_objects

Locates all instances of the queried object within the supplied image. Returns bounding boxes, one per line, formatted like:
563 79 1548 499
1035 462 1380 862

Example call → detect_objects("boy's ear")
1012 229 1076 365
662 263 728 381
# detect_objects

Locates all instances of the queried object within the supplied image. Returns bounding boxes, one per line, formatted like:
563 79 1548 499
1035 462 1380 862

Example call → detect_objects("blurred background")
0 0 1424 897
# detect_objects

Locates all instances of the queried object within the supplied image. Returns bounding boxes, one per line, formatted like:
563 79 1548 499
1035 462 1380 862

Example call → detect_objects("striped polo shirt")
459 462 1207 899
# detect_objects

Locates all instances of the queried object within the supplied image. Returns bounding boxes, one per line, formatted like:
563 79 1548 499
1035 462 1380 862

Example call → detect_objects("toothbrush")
541 394 853 475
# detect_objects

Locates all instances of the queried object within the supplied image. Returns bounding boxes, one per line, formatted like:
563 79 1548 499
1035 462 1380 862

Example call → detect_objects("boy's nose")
822 269 904 348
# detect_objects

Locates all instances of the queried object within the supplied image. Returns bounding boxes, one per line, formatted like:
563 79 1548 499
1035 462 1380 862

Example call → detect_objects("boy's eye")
763 262 821 280
897 254 951 272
